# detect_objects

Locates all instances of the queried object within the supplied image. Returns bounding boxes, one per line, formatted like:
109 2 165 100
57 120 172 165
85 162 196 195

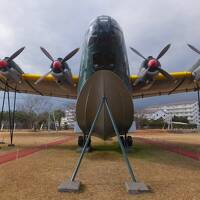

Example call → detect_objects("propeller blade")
134 67 150 86
130 47 146 60
156 44 171 60
157 68 174 80
133 78 142 86
40 47 54 62
133 67 149 86
187 44 200 55
34 70 52 85
8 47 25 62
62 48 79 64
141 67 150 77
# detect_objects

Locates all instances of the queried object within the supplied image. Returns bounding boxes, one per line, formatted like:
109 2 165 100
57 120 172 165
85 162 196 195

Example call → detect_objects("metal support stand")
58 97 150 194
7 87 15 147
0 83 17 146
8 88 17 146
197 89 200 130
0 87 6 144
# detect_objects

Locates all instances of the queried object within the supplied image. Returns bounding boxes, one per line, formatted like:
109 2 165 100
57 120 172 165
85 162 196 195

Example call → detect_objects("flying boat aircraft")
0 15 200 193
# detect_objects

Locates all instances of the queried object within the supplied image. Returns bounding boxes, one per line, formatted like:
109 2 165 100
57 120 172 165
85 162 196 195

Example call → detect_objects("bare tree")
17 95 52 130
18 95 52 114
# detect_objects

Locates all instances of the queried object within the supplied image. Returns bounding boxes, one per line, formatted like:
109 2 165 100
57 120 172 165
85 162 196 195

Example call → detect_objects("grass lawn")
0 130 199 200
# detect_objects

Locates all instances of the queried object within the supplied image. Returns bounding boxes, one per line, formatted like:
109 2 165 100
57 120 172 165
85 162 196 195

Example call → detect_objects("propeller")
35 47 79 84
169 44 200 95
187 44 200 55
130 44 173 83
130 47 146 60
0 47 25 71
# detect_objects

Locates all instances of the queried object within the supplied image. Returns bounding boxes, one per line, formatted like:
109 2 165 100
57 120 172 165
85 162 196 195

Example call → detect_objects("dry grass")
0 130 199 200
134 129 200 153
0 130 73 154
134 129 200 144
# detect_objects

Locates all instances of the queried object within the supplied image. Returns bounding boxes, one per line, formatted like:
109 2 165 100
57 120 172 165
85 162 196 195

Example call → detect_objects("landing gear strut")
120 135 133 148
78 135 91 152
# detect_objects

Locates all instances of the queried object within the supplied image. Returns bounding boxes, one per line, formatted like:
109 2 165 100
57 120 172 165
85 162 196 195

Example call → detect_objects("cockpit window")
93 53 115 69
88 36 97 46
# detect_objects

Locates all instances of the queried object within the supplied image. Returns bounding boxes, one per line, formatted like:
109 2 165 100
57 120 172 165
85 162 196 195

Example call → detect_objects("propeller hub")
147 59 159 68
52 60 62 70
0 60 8 68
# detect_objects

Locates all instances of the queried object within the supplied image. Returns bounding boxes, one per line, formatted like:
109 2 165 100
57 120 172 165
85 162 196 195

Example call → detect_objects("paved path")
0 136 75 165
136 137 200 161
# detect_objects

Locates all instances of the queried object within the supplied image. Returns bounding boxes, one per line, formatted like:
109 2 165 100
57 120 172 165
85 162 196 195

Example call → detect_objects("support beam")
58 97 150 194
0 87 6 144
58 97 104 192
197 89 200 130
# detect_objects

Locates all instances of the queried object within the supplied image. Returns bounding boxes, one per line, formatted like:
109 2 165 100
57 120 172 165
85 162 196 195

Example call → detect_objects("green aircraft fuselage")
76 16 134 140
78 15 132 93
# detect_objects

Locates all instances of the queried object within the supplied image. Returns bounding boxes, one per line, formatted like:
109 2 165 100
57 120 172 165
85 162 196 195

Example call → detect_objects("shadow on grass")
3 137 198 171
58 140 200 170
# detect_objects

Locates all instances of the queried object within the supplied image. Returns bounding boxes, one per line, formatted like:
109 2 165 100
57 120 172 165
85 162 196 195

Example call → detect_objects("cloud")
0 0 200 107
0 0 200 73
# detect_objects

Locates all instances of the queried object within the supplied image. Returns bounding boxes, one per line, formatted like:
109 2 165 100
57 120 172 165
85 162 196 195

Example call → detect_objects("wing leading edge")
130 71 198 99
0 71 197 100
0 73 78 99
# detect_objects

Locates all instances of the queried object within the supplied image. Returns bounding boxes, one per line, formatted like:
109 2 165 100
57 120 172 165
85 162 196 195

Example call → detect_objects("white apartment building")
141 108 169 121
141 101 200 125
162 101 200 125
61 105 76 128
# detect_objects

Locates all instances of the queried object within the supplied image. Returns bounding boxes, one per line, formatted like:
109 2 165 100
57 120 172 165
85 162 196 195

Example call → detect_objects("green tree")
54 109 65 129
172 116 189 123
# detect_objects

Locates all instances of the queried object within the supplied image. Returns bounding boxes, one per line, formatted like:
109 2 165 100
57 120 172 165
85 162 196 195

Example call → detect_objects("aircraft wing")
130 71 199 99
0 74 78 98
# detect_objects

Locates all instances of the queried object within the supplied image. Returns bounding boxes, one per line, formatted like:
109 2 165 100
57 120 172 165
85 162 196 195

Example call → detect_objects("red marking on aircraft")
53 60 62 70
0 60 8 68
147 59 158 68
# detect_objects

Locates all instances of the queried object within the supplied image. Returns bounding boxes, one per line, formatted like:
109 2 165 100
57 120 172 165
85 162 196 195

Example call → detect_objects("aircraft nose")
97 16 111 32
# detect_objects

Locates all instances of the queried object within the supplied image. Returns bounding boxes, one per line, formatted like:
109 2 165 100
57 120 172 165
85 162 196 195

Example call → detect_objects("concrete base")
8 144 15 147
58 180 81 192
125 181 150 194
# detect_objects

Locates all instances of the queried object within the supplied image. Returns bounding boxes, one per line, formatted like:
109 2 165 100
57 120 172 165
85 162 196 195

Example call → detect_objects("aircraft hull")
76 70 133 140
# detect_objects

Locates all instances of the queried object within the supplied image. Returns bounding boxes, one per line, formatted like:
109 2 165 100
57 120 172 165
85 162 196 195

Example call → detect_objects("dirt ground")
0 130 199 200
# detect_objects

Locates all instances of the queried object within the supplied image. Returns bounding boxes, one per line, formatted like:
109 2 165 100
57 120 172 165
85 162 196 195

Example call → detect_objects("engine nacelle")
146 69 159 76
51 69 73 86
0 68 21 83
0 60 23 83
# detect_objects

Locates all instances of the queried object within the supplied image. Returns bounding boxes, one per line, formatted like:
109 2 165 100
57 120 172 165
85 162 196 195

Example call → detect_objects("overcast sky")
0 0 200 109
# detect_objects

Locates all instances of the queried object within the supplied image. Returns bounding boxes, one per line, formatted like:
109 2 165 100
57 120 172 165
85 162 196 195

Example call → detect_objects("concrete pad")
125 181 150 194
58 180 81 192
